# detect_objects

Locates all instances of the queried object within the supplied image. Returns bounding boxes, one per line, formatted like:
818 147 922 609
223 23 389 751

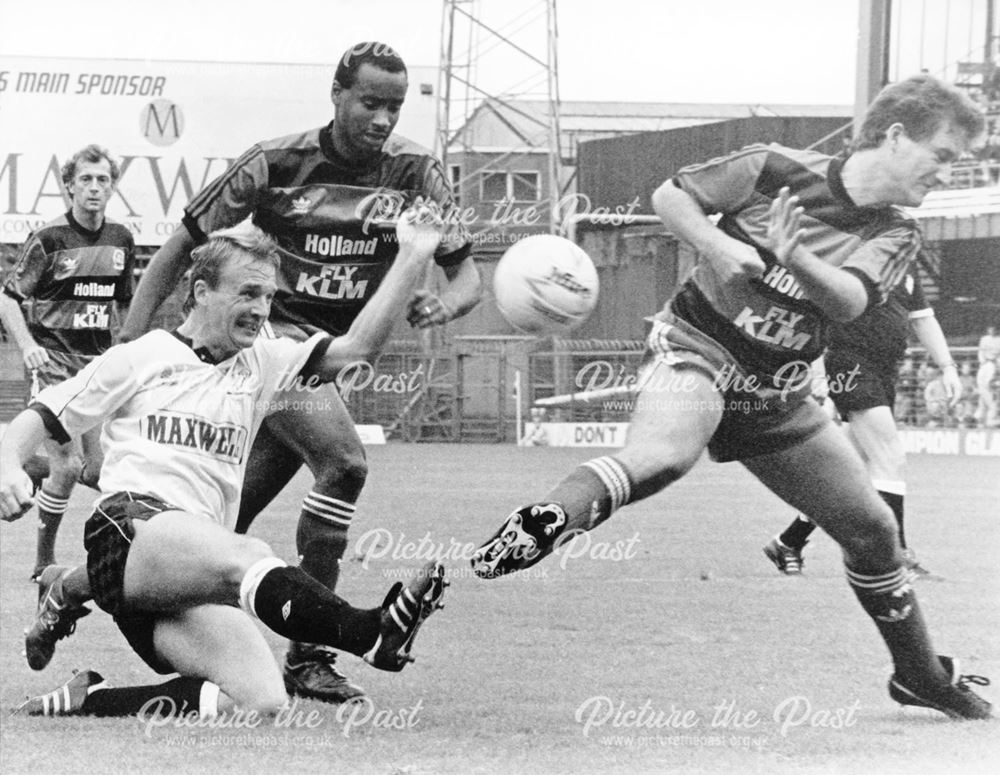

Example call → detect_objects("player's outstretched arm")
0 410 49 521
651 179 765 282
315 200 443 377
118 227 197 342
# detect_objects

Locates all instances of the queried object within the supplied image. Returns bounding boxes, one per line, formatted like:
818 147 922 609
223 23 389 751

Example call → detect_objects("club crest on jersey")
141 412 249 464
112 249 126 271
226 365 255 393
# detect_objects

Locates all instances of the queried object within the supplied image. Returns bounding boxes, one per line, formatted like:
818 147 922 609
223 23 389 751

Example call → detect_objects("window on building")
480 171 541 202
449 164 462 205
481 172 508 202
511 171 539 202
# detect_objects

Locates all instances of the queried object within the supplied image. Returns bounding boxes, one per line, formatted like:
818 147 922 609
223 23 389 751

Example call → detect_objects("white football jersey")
35 329 326 528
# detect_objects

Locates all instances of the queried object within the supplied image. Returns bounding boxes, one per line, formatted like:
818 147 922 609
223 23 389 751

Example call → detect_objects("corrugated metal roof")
450 98 852 150
488 99 850 118
906 186 1000 241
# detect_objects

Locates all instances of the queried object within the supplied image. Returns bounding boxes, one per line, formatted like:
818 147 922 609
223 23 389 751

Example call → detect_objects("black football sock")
543 455 636 534
82 677 214 717
846 565 949 689
779 515 817 551
239 559 380 656
296 494 353 592
877 490 906 549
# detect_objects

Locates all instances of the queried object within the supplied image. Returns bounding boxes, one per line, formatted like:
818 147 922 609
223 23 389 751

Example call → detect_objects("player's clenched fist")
396 196 444 259
22 345 51 371
705 238 766 284
0 466 34 521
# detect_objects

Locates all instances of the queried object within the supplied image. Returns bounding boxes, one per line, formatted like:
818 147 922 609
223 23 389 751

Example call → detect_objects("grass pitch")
1 444 998 774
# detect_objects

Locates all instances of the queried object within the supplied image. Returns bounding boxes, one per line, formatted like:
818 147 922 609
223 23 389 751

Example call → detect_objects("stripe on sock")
845 566 912 594
583 456 632 511
36 490 70 514
238 557 287 617
302 492 355 527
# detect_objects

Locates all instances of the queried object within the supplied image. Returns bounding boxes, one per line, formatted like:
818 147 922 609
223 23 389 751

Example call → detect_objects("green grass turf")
1 444 998 774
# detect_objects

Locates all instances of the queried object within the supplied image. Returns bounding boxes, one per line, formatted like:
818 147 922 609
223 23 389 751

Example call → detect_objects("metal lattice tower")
436 0 563 234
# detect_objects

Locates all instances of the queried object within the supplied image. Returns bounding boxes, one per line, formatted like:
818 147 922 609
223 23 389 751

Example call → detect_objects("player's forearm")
0 294 40 354
120 227 195 340
439 257 482 320
652 180 733 263
911 314 956 370
785 250 867 322
0 410 49 471
317 246 434 374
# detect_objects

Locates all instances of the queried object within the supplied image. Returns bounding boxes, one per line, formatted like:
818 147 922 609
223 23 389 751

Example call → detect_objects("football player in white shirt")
0 208 447 717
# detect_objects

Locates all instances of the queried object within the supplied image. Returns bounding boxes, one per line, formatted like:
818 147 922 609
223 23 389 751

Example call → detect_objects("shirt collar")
170 329 225 365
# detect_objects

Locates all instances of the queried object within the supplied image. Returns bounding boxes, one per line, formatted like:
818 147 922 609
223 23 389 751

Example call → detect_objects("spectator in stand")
983 123 1000 185
922 365 951 427
976 324 1000 428
955 360 979 428
916 355 935 386
985 67 1000 104
894 356 919 426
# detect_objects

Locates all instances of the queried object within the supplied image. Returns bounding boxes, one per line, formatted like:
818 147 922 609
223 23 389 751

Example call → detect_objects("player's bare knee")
223 536 277 589
313 447 367 497
622 446 698 499
47 451 83 491
244 687 289 717
78 462 101 490
838 510 898 561
219 680 287 717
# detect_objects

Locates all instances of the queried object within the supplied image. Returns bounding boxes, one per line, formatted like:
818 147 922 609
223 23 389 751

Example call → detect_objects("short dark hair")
61 144 120 190
183 222 280 313
854 74 985 151
334 41 407 89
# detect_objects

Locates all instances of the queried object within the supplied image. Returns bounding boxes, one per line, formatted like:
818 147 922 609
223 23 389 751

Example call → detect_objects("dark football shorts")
84 491 180 674
825 347 897 418
642 313 828 463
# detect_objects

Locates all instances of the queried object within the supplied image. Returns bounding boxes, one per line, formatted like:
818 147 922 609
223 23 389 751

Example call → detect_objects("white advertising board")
519 423 1000 456
0 56 438 246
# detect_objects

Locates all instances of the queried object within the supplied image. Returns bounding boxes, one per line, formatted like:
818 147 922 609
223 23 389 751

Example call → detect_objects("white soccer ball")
493 235 599 336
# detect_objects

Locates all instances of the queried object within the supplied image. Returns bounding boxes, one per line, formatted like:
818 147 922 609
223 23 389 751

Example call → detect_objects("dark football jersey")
3 211 135 357
661 144 921 378
183 123 472 337
828 270 929 364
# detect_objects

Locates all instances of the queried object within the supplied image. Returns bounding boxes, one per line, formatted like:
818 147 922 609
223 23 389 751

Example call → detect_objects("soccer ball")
493 235 599 336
